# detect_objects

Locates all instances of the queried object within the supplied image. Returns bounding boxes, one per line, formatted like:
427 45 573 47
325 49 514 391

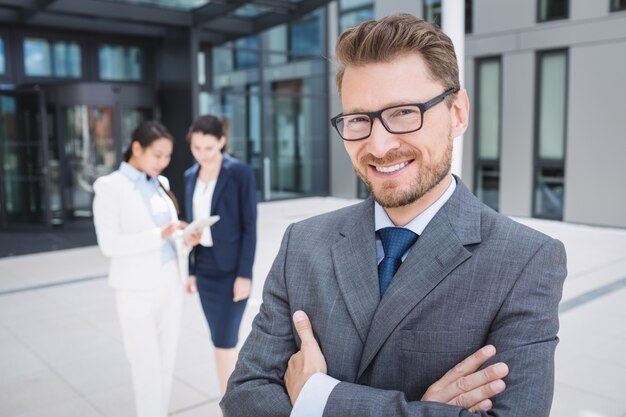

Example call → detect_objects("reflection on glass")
0 37 5 74
121 108 151 152
613 0 626 11
198 52 206 85
538 52 566 160
339 0 373 9
212 47 233 74
476 165 500 211
538 0 568 21
247 85 262 194
235 36 259 69
64 105 115 217
99 45 142 81
290 11 322 57
0 93 46 225
23 38 81 77
534 168 564 220
339 8 374 32
424 0 442 26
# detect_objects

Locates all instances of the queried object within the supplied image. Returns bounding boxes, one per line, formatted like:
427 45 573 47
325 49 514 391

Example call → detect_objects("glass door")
0 89 51 227
61 105 115 218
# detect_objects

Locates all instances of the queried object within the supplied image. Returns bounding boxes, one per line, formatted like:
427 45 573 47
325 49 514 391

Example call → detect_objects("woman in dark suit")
183 115 257 394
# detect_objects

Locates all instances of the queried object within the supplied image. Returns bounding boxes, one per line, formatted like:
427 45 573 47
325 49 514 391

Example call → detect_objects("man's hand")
421 345 509 412
284 310 327 406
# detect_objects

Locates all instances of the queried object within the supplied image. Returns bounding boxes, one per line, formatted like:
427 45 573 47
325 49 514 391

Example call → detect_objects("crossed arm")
286 310 508 414
221 225 566 417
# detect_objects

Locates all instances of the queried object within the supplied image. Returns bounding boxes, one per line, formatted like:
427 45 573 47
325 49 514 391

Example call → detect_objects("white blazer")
93 171 190 290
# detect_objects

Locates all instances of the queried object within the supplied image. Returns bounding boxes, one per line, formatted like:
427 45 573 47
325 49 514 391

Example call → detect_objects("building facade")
1 0 624 230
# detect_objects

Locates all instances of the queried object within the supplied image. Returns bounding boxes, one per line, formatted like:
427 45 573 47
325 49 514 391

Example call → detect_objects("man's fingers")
453 378 506 410
293 310 318 348
436 345 496 388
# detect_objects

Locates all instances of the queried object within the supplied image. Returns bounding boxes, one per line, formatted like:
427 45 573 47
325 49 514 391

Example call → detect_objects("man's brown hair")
335 13 459 100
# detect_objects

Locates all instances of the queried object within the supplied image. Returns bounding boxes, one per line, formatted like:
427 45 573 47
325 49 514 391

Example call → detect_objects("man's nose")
366 117 401 158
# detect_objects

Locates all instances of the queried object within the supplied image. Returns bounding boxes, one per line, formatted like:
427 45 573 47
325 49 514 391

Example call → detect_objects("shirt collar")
119 161 157 185
374 175 457 235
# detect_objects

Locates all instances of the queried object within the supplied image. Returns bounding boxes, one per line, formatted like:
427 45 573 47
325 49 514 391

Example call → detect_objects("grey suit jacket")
221 179 567 417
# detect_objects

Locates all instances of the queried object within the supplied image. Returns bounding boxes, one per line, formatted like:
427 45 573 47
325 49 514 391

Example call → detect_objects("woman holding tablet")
92 121 200 417
183 114 257 394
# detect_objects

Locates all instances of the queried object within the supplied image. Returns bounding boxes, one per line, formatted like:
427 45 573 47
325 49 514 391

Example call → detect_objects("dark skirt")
195 246 248 349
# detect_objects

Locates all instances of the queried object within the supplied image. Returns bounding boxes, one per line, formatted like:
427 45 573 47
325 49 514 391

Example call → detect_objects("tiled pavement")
1 197 625 417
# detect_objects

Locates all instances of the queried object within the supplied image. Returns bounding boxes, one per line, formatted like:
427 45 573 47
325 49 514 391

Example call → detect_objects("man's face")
340 53 465 208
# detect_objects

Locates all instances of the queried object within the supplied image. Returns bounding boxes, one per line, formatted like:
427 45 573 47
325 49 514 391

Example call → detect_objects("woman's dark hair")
123 120 180 214
186 114 229 153
123 120 174 162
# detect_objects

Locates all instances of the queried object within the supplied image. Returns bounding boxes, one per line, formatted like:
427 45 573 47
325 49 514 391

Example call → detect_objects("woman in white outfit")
92 121 200 417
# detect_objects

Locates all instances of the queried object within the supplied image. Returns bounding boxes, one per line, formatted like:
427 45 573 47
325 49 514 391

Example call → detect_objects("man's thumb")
293 310 315 346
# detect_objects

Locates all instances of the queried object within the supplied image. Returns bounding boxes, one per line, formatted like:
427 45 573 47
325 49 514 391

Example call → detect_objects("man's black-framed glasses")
330 88 458 141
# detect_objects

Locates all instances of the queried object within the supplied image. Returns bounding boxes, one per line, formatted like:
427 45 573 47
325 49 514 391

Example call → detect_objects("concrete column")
442 0 465 178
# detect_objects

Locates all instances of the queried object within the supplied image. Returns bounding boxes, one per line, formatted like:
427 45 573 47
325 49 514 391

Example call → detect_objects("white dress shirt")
192 178 217 247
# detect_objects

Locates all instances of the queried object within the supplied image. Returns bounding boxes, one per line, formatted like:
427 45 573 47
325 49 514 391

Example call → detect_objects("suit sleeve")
236 164 257 278
220 224 296 417
322 238 567 417
92 178 163 258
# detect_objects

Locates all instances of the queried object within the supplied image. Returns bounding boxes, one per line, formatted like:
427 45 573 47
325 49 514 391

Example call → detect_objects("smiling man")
221 13 567 417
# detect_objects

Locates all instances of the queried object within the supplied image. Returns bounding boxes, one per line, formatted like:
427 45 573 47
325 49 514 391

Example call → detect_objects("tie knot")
377 227 418 260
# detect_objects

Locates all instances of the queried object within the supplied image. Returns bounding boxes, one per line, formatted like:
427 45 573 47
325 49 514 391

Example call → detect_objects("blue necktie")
377 227 418 297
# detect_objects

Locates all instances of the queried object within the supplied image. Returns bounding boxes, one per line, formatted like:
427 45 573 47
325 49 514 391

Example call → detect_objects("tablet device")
181 215 220 238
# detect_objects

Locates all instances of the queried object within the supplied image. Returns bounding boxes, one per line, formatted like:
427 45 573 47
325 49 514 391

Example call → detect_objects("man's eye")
389 108 418 118
346 115 369 125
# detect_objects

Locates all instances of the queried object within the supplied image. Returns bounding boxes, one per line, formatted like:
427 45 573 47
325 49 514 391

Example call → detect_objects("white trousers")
116 261 183 417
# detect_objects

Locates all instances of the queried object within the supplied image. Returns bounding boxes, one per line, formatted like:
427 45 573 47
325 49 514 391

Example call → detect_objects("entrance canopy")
0 0 332 44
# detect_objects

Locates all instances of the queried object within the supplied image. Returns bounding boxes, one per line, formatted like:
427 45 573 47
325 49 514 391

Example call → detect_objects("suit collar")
355 177 483 378
331 198 379 344
211 154 234 213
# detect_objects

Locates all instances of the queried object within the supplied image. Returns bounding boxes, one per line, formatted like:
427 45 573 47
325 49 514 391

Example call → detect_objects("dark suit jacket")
221 178 567 417
184 154 257 278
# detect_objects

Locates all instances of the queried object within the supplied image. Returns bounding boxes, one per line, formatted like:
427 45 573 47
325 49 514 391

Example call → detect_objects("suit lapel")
357 179 483 378
185 164 199 221
331 199 380 344
211 155 233 214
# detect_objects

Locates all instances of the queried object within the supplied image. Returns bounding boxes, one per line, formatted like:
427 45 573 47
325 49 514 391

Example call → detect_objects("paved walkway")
1 197 625 417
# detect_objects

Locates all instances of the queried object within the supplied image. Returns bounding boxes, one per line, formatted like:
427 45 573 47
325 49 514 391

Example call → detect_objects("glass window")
538 52 567 160
474 57 501 211
212 46 233 74
534 50 568 220
339 8 374 32
198 51 206 85
424 0 442 26
611 0 626 11
538 0 568 22
339 0 372 9
0 37 5 75
265 25 288 66
290 10 322 57
99 45 143 81
465 0 473 34
24 38 81 78
235 35 259 69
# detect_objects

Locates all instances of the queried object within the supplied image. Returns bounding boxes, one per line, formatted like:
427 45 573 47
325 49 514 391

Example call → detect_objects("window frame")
537 0 569 23
0 30 12 82
18 30 87 83
610 0 626 11
473 55 503 212
532 48 569 220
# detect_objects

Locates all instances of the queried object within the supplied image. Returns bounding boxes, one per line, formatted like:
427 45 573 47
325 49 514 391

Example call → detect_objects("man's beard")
355 136 453 208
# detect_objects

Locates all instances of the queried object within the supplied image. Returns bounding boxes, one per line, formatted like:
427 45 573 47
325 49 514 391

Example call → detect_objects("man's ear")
450 88 470 138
